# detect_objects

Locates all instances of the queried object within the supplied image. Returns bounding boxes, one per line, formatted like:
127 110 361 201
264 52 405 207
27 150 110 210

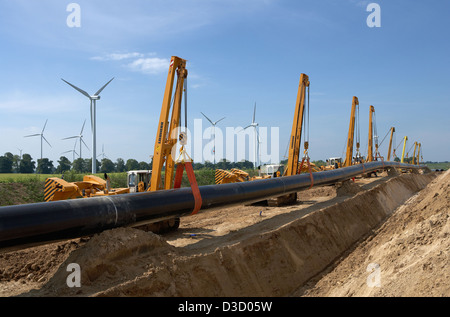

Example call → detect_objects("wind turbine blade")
62 136 78 140
62 150 72 154
215 117 226 125
201 112 214 125
253 102 256 124
81 138 90 150
24 134 41 138
80 119 86 135
61 78 92 99
42 135 52 147
238 125 252 133
42 119 48 133
94 77 114 96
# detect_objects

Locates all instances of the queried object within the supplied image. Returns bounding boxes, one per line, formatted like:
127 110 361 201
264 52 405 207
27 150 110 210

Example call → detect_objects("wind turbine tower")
242 103 260 170
201 112 225 165
61 78 114 173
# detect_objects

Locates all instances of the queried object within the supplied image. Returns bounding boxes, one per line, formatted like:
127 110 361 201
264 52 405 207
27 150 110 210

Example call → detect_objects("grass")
0 173 61 183
424 162 450 171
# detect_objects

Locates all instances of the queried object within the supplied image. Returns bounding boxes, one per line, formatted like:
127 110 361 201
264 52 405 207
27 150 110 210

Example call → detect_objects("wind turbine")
62 141 79 162
242 102 260 170
61 77 114 173
62 119 89 159
201 112 225 165
24 119 51 160
97 144 108 160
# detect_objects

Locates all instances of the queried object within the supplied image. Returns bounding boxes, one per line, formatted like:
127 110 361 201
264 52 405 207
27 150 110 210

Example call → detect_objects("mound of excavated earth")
294 169 449 297
1 170 447 297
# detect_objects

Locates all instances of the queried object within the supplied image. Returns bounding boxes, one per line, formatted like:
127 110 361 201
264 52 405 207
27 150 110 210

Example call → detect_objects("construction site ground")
0 169 448 297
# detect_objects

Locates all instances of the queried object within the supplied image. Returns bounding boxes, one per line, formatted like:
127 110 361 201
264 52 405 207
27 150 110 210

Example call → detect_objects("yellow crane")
284 73 310 177
268 73 311 206
412 141 418 165
149 56 188 191
367 105 375 162
401 136 408 163
344 96 360 167
416 143 422 165
387 127 395 161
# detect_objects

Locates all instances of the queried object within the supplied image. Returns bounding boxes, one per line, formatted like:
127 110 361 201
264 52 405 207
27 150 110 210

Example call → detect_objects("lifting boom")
150 56 188 191
387 127 395 161
401 136 408 163
367 105 375 162
344 96 360 167
284 73 310 177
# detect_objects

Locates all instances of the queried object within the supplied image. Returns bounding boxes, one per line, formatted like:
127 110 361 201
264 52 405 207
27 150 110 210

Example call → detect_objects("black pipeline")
0 161 427 253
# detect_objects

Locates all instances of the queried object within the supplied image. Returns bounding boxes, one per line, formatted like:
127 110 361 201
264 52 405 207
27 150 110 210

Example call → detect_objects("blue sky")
0 0 449 167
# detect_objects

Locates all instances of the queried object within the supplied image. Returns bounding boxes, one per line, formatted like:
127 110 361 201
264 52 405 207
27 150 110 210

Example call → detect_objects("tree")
216 159 232 170
19 154 35 173
0 155 13 173
72 158 86 173
115 158 126 172
138 161 150 170
126 159 139 171
100 158 116 173
12 154 21 173
37 158 54 174
56 156 72 174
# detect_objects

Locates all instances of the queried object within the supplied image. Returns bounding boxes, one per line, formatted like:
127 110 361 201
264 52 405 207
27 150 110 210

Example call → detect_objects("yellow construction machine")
44 174 129 202
215 168 250 184
343 96 363 167
322 157 342 170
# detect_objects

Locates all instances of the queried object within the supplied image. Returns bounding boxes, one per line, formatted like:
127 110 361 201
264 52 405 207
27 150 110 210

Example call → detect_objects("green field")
0 173 60 183
424 162 450 171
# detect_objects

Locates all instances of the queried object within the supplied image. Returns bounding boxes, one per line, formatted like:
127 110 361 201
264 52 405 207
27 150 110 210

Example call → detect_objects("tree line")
0 152 152 174
0 152 257 174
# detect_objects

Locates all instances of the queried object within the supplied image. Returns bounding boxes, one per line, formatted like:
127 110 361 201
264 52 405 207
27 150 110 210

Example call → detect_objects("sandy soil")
0 169 447 297
294 169 449 297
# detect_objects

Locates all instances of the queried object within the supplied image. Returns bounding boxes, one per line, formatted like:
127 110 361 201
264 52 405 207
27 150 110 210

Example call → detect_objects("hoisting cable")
378 127 391 148
373 111 382 160
299 83 314 188
173 75 203 215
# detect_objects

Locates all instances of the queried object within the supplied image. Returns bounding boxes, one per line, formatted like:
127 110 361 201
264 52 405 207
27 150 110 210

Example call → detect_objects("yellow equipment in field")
44 174 129 202
215 168 250 184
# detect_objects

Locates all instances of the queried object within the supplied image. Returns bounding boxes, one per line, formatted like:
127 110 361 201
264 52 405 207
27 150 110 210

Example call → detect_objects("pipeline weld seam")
105 196 119 225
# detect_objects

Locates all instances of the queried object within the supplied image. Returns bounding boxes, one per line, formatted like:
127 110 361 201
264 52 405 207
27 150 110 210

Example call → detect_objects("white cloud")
126 57 171 75
91 52 145 61
91 52 169 75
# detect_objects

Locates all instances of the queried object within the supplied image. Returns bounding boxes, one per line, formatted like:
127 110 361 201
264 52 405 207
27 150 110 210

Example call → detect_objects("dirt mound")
295 170 449 297
23 227 177 296
0 238 83 296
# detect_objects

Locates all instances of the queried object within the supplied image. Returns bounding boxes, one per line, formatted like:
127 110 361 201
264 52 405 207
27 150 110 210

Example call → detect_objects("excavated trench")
1 171 438 297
